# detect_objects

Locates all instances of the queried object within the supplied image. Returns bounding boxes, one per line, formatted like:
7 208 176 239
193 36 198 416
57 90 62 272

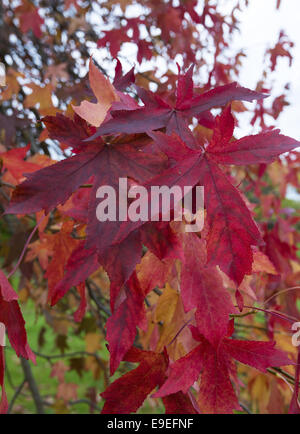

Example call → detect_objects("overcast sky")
226 0 300 200
232 0 300 139
92 0 300 138
90 0 300 199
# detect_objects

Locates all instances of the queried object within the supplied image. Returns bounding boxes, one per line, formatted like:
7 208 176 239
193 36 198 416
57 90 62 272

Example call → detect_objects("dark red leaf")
101 347 167 413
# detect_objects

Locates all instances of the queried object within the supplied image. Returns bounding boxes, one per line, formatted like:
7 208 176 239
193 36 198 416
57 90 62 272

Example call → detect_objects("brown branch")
153 287 162 296
20 357 45 414
34 350 109 388
0 181 16 189
239 402 252 414
34 350 104 365
267 367 300 387
7 379 26 414
69 399 101 412
86 280 111 316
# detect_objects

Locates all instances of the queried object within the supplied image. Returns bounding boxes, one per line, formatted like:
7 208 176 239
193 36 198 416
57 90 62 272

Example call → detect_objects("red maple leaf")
101 346 197 414
0 271 35 361
143 109 299 285
16 1 44 38
0 270 35 413
42 113 99 152
105 253 176 375
89 66 266 145
106 272 147 375
0 144 40 181
96 112 298 286
6 104 299 292
153 323 293 414
97 29 131 59
51 242 99 307
6 134 165 236
112 59 135 91
181 232 237 345
6 99 171 313
5 69 299 344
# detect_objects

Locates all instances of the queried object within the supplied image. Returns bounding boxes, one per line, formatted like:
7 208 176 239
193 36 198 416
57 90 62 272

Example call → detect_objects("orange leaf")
73 59 119 127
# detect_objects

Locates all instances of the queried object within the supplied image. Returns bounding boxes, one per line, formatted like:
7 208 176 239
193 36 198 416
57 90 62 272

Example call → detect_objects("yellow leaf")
249 374 270 413
24 83 56 116
0 68 24 100
85 332 103 379
154 284 191 357
275 332 297 357
154 284 178 324
252 251 277 275
85 332 101 353
52 399 70 414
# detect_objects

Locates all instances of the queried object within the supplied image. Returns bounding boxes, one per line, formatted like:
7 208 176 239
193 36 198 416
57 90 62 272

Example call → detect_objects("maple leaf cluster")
0 0 299 415
1 56 299 414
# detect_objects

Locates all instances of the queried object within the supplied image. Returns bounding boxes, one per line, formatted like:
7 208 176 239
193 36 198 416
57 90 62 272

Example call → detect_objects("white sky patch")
232 0 300 139
232 0 300 200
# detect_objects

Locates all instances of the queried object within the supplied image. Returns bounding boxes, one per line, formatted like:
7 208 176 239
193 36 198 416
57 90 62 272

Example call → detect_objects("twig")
263 286 300 305
4 358 15 389
0 181 16 189
239 402 252 414
267 367 300 386
272 367 300 385
34 350 109 388
20 357 45 414
153 287 162 296
167 317 193 347
231 310 256 319
7 379 26 414
137 71 161 86
69 399 101 412
34 350 104 366
235 323 269 333
86 280 111 316
7 214 46 279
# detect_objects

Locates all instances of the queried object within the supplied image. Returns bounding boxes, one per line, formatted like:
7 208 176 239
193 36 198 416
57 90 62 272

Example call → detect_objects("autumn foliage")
0 0 299 414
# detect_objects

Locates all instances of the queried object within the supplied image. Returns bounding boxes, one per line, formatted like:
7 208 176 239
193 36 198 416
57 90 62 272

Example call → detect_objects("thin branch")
231 310 256 319
239 402 252 414
34 350 109 388
86 280 111 316
267 367 300 387
7 214 46 279
0 181 16 189
263 286 300 305
7 379 26 414
20 357 45 414
272 367 300 386
34 350 104 366
69 399 101 412
137 71 161 86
